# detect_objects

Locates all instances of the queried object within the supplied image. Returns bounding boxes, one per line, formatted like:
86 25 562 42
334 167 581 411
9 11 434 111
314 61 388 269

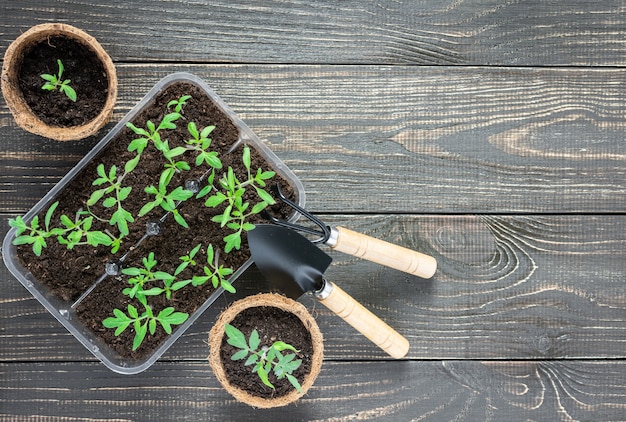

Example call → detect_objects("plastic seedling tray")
3 73 304 374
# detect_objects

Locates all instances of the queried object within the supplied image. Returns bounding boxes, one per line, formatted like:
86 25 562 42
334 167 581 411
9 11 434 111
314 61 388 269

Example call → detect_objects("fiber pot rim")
1 23 117 141
208 293 324 408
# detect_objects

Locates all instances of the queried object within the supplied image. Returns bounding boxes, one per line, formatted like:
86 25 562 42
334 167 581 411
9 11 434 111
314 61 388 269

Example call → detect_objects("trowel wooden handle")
316 281 409 359
329 226 437 279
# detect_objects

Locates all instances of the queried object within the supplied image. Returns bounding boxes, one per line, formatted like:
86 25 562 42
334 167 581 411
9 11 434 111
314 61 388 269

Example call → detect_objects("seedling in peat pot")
225 323 303 392
41 59 77 102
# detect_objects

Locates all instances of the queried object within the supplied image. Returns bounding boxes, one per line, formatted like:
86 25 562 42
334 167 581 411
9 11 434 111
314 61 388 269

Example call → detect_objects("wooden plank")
2 65 625 214
1 360 625 421
1 1 625 66
2 214 624 361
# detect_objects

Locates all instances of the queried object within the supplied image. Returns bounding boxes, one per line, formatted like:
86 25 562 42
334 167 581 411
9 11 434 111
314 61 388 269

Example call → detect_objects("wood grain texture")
2 65 625 214
1 360 625 421
1 0 625 66
2 214 624 361
331 226 438 278
1 1 625 419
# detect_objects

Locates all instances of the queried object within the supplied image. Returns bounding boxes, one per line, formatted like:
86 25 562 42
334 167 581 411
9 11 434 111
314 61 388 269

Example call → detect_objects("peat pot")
1 23 117 141
208 293 324 408
3 73 304 374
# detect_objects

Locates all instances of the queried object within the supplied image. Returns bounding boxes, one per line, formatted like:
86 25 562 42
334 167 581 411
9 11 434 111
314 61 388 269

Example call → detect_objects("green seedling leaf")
286 374 303 392
231 349 249 361
118 187 132 201
251 202 268 215
11 235 35 246
87 189 106 206
32 238 45 256
44 201 59 231
108 165 117 181
188 243 202 259
172 210 189 229
169 187 194 202
158 112 181 131
224 232 242 253
146 120 156 133
242 146 251 170
200 125 215 139
249 329 260 350
273 342 298 353
257 366 274 390
127 304 139 319
162 310 188 326
171 279 192 290
244 354 258 367
204 192 227 208
8 216 28 234
122 267 142 276
86 231 113 247
242 222 256 232
225 324 247 349
126 121 150 137
166 146 187 159
133 322 148 351
102 197 117 208
60 83 77 102
97 163 107 179
124 154 141 173
221 280 236 294
187 121 199 139
138 200 158 217
256 188 276 205
259 170 276 181
41 74 56 83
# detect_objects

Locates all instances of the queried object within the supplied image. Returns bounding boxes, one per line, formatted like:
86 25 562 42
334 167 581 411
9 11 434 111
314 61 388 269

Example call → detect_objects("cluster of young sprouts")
10 94 277 350
225 323 303 392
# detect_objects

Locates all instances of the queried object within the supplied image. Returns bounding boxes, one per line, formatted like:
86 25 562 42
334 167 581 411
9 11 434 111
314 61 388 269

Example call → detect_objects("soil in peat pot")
17 35 109 127
220 306 314 399
15 80 296 359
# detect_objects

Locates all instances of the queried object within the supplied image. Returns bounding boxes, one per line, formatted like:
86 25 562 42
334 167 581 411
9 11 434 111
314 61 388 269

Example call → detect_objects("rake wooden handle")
328 226 437 279
316 281 409 359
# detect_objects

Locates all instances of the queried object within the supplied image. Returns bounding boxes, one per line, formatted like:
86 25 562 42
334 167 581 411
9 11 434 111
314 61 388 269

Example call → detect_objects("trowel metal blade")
248 224 332 299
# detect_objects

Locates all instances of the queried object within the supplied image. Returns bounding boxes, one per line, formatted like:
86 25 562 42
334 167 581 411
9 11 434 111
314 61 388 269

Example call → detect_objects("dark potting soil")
220 306 313 399
17 35 109 127
15 80 297 360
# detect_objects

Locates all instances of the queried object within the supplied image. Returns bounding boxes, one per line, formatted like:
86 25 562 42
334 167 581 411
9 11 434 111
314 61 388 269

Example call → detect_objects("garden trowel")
248 224 409 359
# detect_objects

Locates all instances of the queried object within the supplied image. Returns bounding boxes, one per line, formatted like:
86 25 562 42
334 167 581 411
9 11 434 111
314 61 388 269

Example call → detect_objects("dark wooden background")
1 1 625 420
